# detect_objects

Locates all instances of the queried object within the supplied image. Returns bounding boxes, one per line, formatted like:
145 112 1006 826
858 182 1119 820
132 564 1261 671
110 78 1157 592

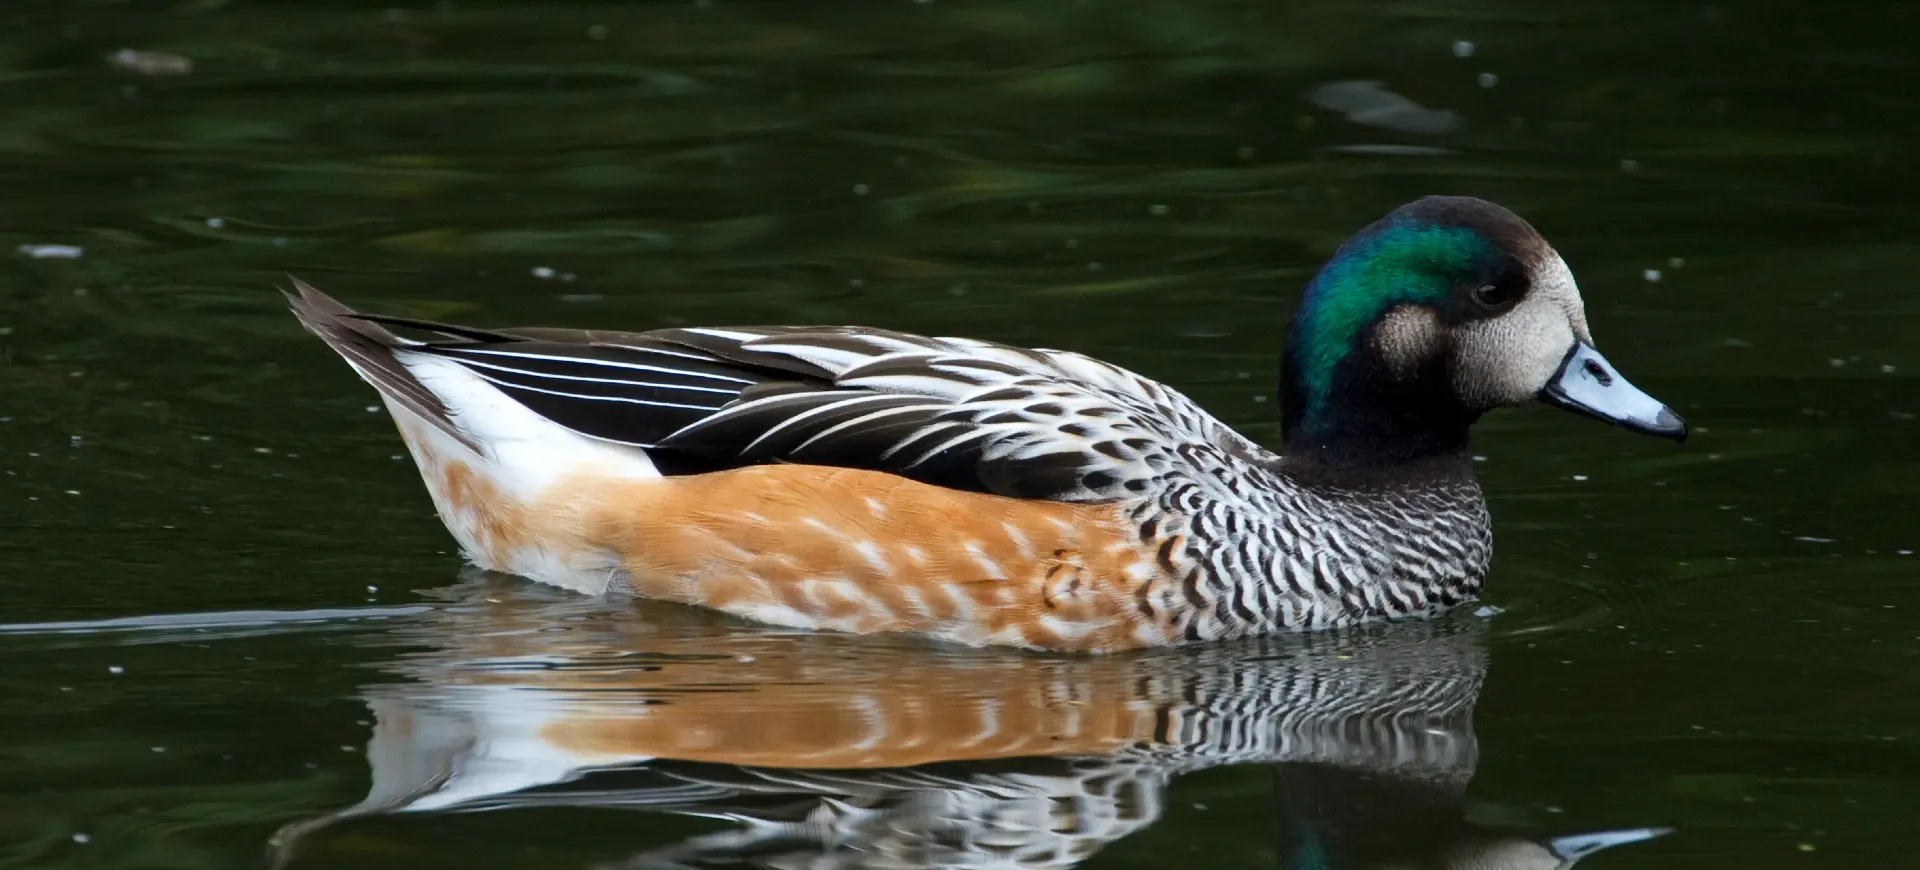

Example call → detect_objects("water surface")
2 1 1917 867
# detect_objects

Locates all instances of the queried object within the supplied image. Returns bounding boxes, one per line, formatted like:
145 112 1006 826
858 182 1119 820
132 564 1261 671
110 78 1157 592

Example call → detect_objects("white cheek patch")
1535 251 1592 343
1453 289 1577 407
1450 248 1591 408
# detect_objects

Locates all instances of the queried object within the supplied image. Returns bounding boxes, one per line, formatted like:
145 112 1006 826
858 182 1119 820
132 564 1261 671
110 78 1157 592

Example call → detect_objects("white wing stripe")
463 371 725 412
597 342 728 362
680 327 765 341
738 394 913 454
788 403 946 455
448 357 743 395
448 348 756 384
898 427 998 468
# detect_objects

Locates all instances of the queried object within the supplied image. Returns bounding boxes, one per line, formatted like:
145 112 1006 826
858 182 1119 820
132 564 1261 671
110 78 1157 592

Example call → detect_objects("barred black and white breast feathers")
354 314 1273 503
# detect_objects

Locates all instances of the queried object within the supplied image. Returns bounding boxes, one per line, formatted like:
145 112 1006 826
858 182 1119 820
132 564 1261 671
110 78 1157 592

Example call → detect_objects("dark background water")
2 1 1916 867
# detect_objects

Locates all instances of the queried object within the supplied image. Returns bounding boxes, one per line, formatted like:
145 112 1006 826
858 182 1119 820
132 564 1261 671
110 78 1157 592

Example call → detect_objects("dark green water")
3 1 1917 867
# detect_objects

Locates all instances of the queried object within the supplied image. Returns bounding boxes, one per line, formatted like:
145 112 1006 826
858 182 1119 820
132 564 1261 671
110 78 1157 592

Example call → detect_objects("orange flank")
598 466 1172 651
398 418 1180 652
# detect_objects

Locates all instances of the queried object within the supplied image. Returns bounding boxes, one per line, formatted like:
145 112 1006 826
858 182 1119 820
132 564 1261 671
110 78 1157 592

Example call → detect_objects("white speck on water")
1545 805 1565 814
108 666 124 674
253 447 273 455
1472 455 1487 462
1149 203 1170 216
1643 269 1662 282
852 183 870 196
1452 40 1476 58
1620 158 1641 172
848 278 864 288
65 490 81 496
1899 550 1913 556
72 833 91 844
1474 604 1505 617
1668 256 1686 268
531 266 557 280
1572 474 1589 481
390 454 404 461
205 217 225 229
1477 72 1499 88
151 746 166 753
1881 364 1896 373
1253 394 1268 403
18 243 84 259
366 585 379 593
340 745 356 752
365 405 379 413
736 654 756 663
1829 358 1846 368
1794 536 1834 543
111 48 194 76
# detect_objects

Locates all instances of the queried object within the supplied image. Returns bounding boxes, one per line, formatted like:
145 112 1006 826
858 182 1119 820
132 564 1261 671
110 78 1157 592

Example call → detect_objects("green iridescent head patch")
1287 221 1498 427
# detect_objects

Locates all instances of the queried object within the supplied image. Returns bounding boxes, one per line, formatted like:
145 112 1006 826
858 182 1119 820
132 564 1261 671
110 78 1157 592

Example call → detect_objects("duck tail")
283 276 480 453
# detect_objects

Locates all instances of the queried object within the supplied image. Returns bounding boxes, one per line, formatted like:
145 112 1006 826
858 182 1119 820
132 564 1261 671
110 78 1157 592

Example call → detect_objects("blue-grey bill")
1547 826 1675 862
1538 343 1687 441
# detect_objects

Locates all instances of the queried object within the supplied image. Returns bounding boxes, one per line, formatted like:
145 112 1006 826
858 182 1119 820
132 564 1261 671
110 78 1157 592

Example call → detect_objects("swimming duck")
287 195 1684 652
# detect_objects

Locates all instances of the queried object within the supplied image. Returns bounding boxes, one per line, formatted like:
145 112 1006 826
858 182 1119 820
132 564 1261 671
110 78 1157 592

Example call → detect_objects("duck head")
1280 196 1686 465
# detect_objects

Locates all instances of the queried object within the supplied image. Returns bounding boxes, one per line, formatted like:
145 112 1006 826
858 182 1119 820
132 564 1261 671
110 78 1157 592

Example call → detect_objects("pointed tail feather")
283 277 480 453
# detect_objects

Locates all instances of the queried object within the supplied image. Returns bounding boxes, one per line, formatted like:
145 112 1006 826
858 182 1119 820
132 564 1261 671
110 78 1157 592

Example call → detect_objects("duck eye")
1471 284 1511 309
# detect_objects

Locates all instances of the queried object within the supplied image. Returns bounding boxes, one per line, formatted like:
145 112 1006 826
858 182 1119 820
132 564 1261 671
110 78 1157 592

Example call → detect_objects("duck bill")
1538 343 1687 441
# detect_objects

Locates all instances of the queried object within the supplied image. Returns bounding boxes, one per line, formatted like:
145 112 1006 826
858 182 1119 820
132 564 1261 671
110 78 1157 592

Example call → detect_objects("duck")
286 195 1685 653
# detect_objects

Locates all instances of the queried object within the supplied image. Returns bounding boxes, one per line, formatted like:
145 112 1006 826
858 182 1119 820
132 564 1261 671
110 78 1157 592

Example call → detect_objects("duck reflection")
280 576 1665 869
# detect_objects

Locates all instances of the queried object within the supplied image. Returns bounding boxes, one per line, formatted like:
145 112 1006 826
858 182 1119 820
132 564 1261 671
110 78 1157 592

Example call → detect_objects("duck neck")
1278 342 1479 487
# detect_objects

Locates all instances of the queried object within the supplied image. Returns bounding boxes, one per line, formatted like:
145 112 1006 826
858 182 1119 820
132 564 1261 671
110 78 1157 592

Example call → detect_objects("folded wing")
370 316 1269 502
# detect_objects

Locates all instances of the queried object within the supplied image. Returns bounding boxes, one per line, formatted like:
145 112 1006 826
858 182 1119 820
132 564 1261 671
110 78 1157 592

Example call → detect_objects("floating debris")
1452 40 1476 58
110 48 193 76
1306 80 1462 134
18 243 83 259
1643 269 1662 283
1477 72 1499 88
